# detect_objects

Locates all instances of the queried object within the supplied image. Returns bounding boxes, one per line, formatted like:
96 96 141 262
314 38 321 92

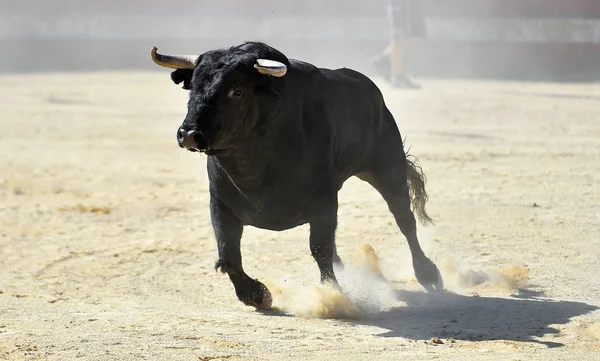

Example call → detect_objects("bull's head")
151 43 288 155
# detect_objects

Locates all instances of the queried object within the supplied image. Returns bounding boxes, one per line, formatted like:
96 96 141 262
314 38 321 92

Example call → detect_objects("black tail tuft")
405 153 434 226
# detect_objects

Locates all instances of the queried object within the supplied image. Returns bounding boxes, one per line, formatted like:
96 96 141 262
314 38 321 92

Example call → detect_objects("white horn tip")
254 59 287 77
256 59 284 68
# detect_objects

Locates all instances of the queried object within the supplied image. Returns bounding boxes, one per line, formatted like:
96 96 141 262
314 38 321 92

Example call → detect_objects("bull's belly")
211 162 340 231
223 192 313 231
236 207 310 231
244 215 309 231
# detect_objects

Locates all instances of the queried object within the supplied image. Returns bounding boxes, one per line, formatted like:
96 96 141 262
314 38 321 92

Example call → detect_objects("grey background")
2 0 600 81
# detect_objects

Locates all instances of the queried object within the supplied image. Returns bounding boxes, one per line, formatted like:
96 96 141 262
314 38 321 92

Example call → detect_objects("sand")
1 71 599 360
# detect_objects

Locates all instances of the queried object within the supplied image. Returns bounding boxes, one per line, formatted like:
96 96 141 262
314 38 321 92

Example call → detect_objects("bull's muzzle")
177 128 203 152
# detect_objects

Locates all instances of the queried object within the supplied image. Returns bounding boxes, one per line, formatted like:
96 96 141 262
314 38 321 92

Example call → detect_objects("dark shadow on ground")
349 289 598 347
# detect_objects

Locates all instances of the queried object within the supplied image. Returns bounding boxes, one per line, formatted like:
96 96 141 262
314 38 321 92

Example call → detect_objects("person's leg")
373 46 392 82
376 0 421 89
390 39 408 76
373 0 399 82
390 38 420 89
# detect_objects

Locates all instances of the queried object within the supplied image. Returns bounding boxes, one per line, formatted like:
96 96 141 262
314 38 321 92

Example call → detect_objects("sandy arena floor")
1 71 599 360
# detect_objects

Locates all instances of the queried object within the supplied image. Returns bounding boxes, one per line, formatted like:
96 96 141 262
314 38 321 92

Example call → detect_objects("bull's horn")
254 59 287 77
151 46 198 69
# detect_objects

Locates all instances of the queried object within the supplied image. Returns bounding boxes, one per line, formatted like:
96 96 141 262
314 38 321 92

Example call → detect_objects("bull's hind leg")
308 191 340 285
210 195 272 309
358 157 444 292
333 248 344 268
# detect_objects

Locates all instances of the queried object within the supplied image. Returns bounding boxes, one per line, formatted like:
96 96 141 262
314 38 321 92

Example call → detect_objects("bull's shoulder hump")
288 59 320 74
318 67 379 92
333 67 373 82
287 59 368 82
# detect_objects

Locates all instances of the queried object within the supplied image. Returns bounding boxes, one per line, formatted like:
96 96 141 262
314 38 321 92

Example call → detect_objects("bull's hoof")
236 279 273 310
413 256 444 293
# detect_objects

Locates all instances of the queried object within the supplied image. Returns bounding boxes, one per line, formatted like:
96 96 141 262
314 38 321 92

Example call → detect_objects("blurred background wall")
2 0 600 81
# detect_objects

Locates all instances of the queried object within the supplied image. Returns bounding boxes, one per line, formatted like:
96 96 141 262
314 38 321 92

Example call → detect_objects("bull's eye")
230 89 243 98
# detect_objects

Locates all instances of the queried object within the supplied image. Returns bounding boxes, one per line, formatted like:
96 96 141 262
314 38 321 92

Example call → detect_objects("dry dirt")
1 71 599 360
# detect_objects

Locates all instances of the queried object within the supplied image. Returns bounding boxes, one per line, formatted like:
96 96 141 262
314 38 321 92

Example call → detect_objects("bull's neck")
213 98 300 189
213 123 291 189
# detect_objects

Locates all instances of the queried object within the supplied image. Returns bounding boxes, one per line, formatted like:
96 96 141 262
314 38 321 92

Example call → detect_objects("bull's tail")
405 154 434 226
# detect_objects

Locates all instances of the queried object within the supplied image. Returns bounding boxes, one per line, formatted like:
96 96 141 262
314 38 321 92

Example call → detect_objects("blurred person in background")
373 0 426 89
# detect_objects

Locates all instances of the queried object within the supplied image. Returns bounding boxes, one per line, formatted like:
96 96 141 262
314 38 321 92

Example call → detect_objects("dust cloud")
440 258 530 292
266 244 397 319
266 242 532 319
265 240 533 320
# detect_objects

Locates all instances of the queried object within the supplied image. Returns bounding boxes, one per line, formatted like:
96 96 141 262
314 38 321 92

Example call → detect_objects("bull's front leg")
210 195 272 309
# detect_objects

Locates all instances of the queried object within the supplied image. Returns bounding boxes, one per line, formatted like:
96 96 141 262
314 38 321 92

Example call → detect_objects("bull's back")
320 68 383 123
316 67 399 179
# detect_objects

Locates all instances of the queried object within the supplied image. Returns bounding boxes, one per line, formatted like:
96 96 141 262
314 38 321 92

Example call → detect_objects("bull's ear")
170 69 193 90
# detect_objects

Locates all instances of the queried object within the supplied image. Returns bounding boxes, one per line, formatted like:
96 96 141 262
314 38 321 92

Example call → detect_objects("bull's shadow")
352 287 599 347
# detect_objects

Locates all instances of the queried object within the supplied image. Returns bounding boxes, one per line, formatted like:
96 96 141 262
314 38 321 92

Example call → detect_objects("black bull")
151 41 443 309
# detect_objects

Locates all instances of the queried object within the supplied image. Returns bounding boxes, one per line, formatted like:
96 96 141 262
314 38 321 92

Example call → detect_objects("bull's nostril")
192 131 204 144
185 130 197 141
177 128 187 141
177 128 204 150
176 128 186 148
